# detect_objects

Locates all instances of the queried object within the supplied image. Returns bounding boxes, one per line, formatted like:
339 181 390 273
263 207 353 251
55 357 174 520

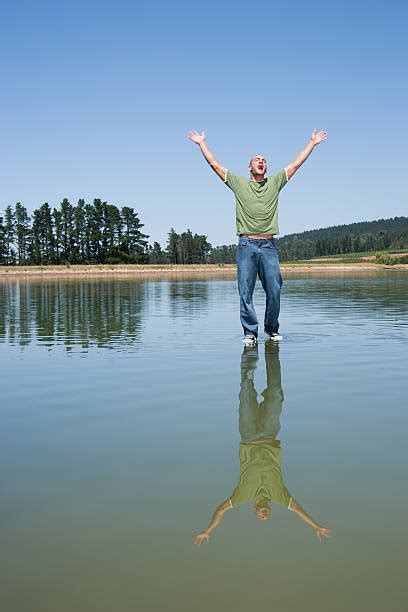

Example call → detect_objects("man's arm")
289 497 333 543
188 130 227 182
193 498 232 546
285 129 327 180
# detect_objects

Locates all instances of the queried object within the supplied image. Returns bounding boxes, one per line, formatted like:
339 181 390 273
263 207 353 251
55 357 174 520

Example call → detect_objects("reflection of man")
194 343 332 545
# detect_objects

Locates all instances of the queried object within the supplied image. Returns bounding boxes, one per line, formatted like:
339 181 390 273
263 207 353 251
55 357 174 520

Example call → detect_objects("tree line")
276 216 408 260
148 228 212 264
0 200 215 266
0 200 149 265
1 202 407 266
158 216 408 264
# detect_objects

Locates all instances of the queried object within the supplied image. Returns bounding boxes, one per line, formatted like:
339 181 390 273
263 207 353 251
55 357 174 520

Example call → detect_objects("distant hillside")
276 216 408 261
210 217 408 263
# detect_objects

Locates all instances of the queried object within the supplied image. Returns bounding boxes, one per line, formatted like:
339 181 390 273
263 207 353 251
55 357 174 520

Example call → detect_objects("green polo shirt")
229 442 291 508
225 168 288 235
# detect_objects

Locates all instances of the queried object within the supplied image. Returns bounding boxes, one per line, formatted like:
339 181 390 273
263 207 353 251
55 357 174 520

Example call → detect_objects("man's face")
249 155 267 177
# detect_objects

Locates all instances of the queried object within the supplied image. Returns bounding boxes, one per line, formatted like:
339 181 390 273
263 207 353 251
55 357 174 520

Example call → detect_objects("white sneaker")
265 331 283 341
243 334 257 346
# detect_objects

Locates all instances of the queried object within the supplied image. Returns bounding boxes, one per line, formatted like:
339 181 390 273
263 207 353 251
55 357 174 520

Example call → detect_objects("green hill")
210 216 408 263
276 216 408 261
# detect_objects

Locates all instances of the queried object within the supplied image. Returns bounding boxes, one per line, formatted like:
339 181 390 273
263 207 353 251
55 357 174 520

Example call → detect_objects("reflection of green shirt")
225 169 288 236
230 442 291 508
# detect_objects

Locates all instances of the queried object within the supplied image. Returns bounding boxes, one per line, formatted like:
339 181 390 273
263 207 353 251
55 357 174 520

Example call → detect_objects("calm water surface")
1 273 407 612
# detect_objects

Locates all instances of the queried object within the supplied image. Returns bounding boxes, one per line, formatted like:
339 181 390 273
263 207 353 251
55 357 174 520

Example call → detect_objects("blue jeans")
236 236 282 337
239 343 283 443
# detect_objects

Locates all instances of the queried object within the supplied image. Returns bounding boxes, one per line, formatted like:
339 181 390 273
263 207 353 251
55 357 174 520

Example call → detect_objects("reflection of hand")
193 532 210 546
315 526 332 543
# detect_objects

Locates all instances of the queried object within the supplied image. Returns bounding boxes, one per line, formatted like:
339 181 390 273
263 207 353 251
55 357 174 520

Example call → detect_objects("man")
193 342 332 545
188 128 327 344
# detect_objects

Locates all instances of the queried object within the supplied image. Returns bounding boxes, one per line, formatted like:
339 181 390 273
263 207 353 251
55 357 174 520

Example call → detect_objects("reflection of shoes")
265 331 283 341
243 334 257 346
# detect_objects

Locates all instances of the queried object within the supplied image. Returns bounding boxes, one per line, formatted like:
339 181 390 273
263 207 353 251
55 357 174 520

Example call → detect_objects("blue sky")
1 0 407 246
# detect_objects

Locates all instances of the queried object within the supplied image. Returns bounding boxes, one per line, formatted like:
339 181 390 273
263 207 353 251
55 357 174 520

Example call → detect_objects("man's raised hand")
311 129 328 145
188 130 227 181
188 130 206 145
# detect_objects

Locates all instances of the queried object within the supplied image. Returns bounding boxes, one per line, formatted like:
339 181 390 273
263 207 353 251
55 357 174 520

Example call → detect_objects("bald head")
250 154 266 164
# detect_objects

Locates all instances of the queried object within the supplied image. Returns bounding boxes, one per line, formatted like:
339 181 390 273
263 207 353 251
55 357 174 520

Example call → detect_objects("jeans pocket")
239 238 249 247
265 240 276 250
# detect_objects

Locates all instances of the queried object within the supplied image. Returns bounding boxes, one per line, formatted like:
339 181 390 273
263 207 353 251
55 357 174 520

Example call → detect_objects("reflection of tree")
168 281 209 318
194 343 332 546
285 275 408 318
0 280 145 351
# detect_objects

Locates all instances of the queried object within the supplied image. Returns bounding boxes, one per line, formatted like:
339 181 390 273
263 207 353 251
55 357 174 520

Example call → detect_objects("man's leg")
258 241 282 335
237 237 259 337
239 345 260 443
258 342 283 440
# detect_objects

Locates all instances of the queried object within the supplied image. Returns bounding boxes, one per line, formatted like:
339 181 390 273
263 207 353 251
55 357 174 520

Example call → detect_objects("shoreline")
0 262 407 279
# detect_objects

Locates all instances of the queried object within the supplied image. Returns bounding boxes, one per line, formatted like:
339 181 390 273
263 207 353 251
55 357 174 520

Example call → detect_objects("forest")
276 216 408 261
209 216 408 263
0 200 149 265
0 200 407 265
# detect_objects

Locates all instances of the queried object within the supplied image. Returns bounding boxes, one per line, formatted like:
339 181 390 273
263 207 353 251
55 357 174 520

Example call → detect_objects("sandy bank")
0 263 407 279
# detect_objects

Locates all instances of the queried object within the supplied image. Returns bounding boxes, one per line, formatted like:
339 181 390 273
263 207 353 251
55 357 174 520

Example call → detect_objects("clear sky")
1 0 407 247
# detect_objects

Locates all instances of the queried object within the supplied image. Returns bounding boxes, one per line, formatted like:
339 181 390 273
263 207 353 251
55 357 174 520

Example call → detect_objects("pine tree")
29 209 42 264
120 206 149 262
84 203 96 262
53 208 63 263
178 230 194 264
91 199 104 262
103 204 124 263
60 198 75 262
73 199 86 262
42 203 55 263
148 241 167 264
4 205 16 264
166 228 179 264
0 215 7 264
192 233 211 263
29 203 55 264
14 203 30 264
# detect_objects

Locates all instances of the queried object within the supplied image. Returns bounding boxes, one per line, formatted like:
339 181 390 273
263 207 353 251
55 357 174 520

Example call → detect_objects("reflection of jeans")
236 236 282 337
239 343 284 443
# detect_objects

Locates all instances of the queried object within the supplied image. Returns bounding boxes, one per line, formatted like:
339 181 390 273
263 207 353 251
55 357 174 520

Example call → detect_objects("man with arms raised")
188 128 327 344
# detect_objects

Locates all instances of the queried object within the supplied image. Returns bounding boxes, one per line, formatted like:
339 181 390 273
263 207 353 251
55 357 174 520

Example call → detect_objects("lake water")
1 272 407 612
